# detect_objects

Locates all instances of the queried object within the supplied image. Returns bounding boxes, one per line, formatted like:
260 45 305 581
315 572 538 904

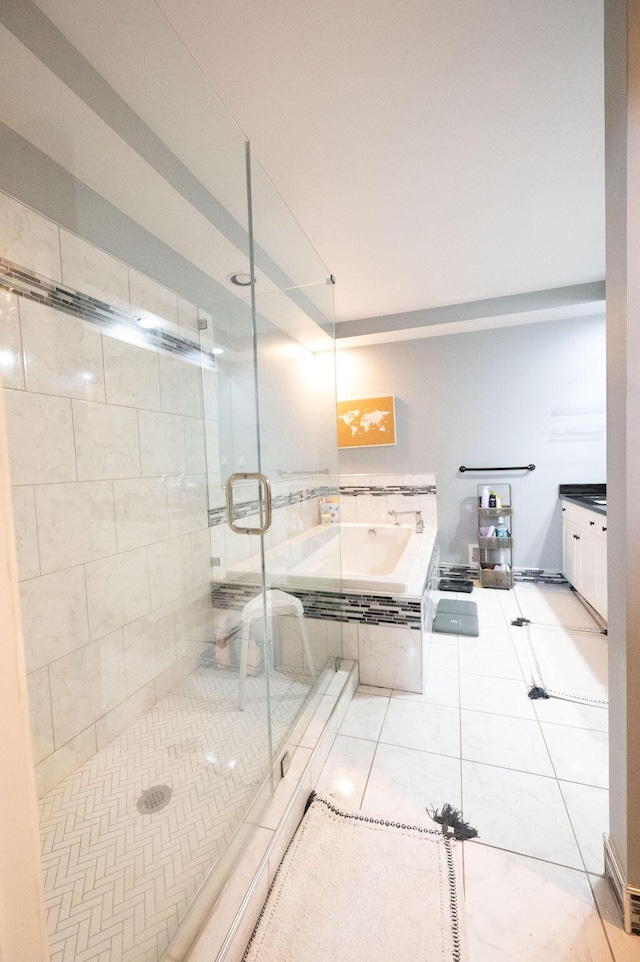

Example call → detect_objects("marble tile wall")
0 190 221 795
338 473 437 527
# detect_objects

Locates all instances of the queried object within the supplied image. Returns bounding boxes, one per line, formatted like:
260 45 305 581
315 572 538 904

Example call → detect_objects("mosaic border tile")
209 485 337 527
438 563 568 586
0 255 215 368
211 582 422 630
339 484 436 497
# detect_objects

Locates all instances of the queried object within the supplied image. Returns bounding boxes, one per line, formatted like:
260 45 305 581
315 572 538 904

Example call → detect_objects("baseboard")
604 835 640 935
439 563 569 587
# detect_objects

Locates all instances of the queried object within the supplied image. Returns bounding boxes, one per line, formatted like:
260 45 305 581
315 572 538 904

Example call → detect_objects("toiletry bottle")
496 494 502 509
489 491 497 508
496 517 509 538
481 486 490 508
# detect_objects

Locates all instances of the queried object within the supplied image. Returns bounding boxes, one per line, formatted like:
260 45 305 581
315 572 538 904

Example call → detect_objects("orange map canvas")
337 396 396 448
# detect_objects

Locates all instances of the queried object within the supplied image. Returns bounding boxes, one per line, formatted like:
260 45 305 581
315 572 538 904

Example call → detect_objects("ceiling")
156 0 605 327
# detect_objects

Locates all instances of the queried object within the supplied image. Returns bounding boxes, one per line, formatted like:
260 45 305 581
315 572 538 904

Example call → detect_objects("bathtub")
227 522 436 595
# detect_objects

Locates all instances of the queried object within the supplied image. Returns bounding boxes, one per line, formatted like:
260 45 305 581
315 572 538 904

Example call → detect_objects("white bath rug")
518 624 608 706
512 585 607 706
513 583 602 632
243 793 466 962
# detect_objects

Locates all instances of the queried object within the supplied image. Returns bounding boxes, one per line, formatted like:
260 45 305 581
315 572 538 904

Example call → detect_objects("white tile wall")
20 300 106 401
5 389 76 484
102 333 162 410
0 191 61 281
139 409 187 476
129 268 178 328
20 565 90 673
10 485 40 580
113 476 170 551
49 630 126 746
34 481 117 573
0 193 220 795
60 229 130 311
73 399 141 480
85 547 151 639
339 473 437 529
0 291 24 389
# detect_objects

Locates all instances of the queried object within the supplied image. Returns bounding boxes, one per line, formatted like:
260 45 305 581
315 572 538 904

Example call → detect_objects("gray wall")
337 316 606 570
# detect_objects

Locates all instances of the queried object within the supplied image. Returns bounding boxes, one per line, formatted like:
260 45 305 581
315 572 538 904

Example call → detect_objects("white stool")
238 589 316 710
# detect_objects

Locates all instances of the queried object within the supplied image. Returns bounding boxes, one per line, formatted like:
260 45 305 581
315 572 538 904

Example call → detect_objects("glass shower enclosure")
0 2 341 959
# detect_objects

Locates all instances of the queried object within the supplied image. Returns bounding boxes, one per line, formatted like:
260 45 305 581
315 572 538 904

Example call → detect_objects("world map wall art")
337 395 397 448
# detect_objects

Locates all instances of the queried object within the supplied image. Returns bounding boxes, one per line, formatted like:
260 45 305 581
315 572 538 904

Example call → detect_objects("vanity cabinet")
561 500 607 620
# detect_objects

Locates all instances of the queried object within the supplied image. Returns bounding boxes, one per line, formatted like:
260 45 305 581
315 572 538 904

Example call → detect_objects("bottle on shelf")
489 491 497 508
495 517 509 538
481 486 490 508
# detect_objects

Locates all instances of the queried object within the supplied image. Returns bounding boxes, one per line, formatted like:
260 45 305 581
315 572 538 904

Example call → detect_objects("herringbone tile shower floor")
39 667 312 962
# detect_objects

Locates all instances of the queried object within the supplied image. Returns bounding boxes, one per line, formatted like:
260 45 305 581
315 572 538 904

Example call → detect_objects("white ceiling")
156 0 605 325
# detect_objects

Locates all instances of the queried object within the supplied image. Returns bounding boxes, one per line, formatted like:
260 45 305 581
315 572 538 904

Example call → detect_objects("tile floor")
316 583 640 962
38 664 317 962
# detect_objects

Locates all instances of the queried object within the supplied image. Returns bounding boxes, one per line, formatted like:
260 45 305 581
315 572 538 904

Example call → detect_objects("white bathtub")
227 522 436 596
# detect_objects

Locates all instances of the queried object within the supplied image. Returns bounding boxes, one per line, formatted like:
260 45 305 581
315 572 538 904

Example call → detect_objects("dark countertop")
559 483 607 516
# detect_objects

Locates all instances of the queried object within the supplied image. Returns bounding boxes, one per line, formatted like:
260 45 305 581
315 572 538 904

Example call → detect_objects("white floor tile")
362 742 461 827
419 668 460 708
458 646 524 681
357 684 392 697
590 874 640 962
339 691 389 741
533 696 609 733
477 607 509 629
461 710 554 776
315 734 376 808
459 673 536 719
462 760 582 868
458 625 516 651
542 723 609 789
380 699 460 758
464 844 613 962
560 780 609 874
427 643 459 671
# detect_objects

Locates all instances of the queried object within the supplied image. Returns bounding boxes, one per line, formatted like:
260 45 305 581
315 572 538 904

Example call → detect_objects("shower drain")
136 784 172 814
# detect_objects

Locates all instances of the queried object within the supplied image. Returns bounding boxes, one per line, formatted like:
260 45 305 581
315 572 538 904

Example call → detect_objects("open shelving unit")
477 483 513 589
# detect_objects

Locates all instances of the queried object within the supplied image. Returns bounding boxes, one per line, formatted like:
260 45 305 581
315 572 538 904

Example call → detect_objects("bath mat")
438 578 474 593
433 599 479 637
517 624 608 706
243 793 466 962
512 585 608 706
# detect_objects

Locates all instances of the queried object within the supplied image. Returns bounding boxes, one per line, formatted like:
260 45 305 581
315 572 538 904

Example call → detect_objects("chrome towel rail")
277 468 330 476
459 464 535 473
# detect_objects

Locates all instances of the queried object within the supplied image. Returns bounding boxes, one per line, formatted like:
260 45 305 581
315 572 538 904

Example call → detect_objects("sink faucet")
388 509 424 533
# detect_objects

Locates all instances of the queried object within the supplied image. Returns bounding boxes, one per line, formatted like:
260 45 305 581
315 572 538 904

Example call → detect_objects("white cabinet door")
579 528 600 611
562 518 580 588
599 532 608 621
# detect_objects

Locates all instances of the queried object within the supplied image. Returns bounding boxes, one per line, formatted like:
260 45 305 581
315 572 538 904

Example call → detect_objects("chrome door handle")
225 472 272 535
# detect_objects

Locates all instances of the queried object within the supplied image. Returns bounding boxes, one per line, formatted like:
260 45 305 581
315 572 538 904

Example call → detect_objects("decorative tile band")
439 563 568 586
211 582 422 630
209 485 336 527
340 484 436 497
0 256 215 368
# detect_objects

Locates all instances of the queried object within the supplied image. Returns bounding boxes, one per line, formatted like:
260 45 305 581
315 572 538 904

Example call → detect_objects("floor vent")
137 785 172 814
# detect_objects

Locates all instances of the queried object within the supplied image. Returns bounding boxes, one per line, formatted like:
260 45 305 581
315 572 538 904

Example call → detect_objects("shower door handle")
225 472 272 535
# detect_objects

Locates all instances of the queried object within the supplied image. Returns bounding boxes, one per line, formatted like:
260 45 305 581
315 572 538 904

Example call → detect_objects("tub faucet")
388 509 424 533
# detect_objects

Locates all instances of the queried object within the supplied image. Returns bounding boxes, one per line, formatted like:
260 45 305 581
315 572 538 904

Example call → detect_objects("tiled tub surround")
211 522 440 694
0 190 220 796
